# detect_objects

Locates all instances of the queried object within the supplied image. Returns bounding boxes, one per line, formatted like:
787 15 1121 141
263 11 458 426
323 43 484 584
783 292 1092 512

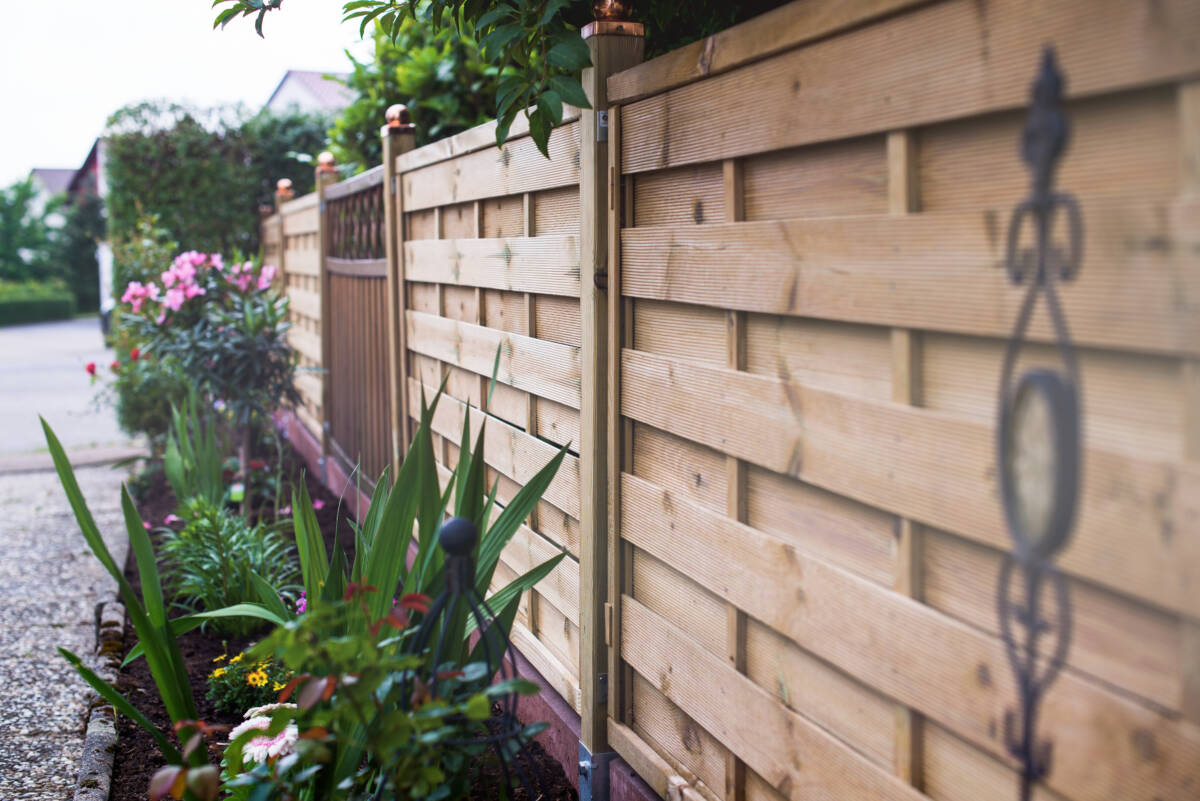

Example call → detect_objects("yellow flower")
211 668 227 679
246 668 269 688
212 654 226 663
230 653 244 664
272 681 286 692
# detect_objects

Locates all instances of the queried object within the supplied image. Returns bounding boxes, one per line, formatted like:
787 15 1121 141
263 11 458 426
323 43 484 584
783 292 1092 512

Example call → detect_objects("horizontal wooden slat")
279 191 318 216
286 287 320 321
620 474 1200 801
497 535 579 626
406 310 581 409
621 200 1200 355
402 121 581 211
607 0 928 104
622 597 929 801
413 378 582 522
621 348 1200 618
395 107 582 174
511 622 582 712
405 235 581 297
326 257 387 278
282 204 319 236
289 328 323 366
294 373 323 406
324 164 384 200
282 247 320 277
620 0 1200 173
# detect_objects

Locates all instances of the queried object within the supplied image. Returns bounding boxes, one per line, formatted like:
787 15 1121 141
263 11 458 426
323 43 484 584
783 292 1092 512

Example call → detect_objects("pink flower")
142 521 151 530
257 264 277 290
278 505 291 515
160 269 176 289
211 253 224 271
311 499 325 511
164 514 181 525
163 287 186 312
296 590 306 614
184 282 206 300
85 361 96 376
227 716 299 764
122 281 149 313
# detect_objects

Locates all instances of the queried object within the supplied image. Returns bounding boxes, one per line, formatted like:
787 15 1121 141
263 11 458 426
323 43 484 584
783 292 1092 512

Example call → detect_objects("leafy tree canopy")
0 178 58 283
104 102 329 257
213 0 785 157
330 20 501 172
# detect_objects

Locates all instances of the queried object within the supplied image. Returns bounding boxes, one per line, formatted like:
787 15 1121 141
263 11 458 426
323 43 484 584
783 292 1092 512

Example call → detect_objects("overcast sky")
1 1 369 186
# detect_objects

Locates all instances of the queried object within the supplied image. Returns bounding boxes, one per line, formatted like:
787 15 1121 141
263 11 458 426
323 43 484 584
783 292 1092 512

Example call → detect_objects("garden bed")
107 447 576 801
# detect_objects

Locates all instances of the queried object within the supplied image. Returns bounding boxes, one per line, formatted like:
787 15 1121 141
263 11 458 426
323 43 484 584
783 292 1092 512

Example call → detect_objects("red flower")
110 360 121 373
248 459 268 470
85 362 96 376
130 347 140 361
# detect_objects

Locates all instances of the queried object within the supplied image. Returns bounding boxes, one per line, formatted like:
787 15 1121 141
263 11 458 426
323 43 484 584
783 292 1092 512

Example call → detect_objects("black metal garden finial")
408 516 547 799
995 46 1083 801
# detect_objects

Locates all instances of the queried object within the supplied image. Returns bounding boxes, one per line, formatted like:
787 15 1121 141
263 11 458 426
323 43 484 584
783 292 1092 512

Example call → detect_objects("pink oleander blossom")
257 264 277 290
163 286 186 312
227 716 299 764
311 499 325 511
296 590 306 614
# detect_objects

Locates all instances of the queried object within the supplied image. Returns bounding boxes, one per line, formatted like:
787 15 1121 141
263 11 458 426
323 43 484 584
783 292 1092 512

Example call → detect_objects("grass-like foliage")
42 418 287 768
164 393 227 509
160 498 300 637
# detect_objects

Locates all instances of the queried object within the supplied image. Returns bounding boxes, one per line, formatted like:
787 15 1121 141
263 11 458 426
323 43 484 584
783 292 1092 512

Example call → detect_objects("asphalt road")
0 317 136 462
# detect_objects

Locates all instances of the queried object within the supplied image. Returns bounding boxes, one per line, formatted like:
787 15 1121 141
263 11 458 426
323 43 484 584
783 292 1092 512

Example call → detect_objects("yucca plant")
42 418 285 769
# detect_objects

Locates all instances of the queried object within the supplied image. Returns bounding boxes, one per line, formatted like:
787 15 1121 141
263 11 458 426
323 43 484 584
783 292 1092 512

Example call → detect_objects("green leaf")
537 90 564 127
548 75 590 109
59 648 181 763
477 442 568 586
547 36 591 71
292 479 328 601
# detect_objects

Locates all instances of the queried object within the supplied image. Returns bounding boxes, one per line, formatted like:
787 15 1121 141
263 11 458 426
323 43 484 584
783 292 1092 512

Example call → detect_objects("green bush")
0 280 76 326
207 649 293 717
111 353 191 451
160 498 301 637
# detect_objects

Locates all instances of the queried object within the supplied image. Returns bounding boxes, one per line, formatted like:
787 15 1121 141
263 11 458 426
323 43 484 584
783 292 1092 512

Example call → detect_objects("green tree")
0 178 56 283
52 194 105 312
104 102 328 256
330 21 499 173
214 0 786 157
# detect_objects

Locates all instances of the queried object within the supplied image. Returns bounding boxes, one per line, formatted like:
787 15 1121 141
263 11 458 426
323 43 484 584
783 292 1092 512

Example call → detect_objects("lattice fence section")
605 2 1200 800
278 193 324 438
397 114 586 710
324 169 392 482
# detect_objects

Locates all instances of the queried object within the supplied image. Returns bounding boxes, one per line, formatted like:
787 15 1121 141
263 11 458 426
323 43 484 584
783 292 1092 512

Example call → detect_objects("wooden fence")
261 1 1200 799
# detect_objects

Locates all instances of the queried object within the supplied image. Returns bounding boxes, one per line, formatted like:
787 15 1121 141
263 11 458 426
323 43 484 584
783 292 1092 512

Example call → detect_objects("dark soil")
108 444 576 801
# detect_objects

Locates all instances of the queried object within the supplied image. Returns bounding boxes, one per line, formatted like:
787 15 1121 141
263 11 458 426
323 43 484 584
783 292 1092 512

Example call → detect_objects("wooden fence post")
578 5 644 774
382 105 417 479
315 152 339 462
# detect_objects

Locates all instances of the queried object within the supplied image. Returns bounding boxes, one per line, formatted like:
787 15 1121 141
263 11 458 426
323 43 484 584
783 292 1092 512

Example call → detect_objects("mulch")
107 445 576 801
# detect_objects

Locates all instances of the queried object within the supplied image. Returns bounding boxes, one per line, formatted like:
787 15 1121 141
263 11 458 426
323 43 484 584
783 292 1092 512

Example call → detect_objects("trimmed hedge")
0 281 77 326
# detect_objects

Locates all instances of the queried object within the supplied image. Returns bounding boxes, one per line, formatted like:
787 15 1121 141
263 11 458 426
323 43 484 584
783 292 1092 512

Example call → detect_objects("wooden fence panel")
396 116 586 712
277 194 324 437
605 2 1200 801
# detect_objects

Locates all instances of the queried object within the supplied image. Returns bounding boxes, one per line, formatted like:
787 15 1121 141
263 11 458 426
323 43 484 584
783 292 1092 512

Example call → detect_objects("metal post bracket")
579 741 617 801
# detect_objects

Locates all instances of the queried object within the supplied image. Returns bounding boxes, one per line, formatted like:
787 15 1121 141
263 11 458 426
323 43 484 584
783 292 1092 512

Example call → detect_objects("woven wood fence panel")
396 112 587 710
277 193 324 437
604 1 1200 800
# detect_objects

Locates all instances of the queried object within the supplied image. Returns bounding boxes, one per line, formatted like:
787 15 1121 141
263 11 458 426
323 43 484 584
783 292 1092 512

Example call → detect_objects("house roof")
264 69 353 112
29 168 75 195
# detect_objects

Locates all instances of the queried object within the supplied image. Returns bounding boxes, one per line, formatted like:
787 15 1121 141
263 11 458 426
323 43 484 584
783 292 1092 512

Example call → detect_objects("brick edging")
73 598 126 801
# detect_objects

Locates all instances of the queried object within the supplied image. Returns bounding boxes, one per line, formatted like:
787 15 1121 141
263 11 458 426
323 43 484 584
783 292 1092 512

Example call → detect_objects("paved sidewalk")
0 465 128 800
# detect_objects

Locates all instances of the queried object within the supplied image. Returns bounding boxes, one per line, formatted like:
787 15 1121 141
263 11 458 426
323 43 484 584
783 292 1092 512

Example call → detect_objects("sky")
1 1 370 186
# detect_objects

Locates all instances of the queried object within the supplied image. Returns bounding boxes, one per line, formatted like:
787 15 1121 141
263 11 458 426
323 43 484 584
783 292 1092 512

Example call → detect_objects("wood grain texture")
606 0 930 104
621 348 1200 619
404 236 580 296
405 310 581 410
401 121 581 211
619 0 1200 173
619 472 1200 801
620 200 1200 355
623 597 931 801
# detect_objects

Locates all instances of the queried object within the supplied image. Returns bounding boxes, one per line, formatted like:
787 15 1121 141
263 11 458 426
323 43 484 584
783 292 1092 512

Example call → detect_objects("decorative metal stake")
995 47 1083 801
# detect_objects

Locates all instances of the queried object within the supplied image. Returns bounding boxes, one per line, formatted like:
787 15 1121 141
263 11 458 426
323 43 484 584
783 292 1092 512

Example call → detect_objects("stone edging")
73 597 126 801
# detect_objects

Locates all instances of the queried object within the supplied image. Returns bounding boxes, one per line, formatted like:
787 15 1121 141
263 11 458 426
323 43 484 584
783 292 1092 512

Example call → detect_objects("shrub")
160 498 300 636
111 351 190 450
0 279 75 326
207 651 294 717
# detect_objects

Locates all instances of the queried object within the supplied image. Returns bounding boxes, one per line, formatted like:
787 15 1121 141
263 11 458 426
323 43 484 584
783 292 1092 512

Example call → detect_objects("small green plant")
164 393 228 509
161 498 300 636
43 418 287 770
221 589 540 800
207 649 294 716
